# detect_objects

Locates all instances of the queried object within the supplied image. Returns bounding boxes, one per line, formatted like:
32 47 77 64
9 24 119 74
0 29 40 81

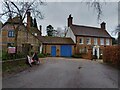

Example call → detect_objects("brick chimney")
39 25 42 36
101 22 106 30
27 11 31 31
68 14 73 27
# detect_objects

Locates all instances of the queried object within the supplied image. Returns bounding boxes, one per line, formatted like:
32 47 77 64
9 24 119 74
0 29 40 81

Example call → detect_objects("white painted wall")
39 43 43 53
66 27 76 43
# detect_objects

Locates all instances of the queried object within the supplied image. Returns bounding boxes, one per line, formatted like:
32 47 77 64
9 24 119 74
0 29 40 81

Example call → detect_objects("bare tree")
0 0 45 54
85 0 106 21
114 25 120 45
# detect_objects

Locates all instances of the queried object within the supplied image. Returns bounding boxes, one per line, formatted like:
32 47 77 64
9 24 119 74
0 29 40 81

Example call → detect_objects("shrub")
72 54 82 58
16 52 25 58
46 53 51 56
38 53 45 58
2 51 26 60
2 51 8 60
103 46 120 67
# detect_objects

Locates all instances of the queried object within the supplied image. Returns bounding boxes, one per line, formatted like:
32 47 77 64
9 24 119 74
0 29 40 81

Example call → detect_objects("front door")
93 46 100 59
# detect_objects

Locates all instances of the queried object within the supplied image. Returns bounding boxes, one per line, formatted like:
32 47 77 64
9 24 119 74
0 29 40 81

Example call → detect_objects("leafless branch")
84 0 106 22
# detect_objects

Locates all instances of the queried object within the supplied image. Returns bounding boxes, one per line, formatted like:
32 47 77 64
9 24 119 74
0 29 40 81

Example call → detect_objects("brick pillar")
88 48 92 60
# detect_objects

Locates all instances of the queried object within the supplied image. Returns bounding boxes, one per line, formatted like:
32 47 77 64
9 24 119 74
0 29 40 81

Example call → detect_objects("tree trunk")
118 32 120 45
14 27 19 58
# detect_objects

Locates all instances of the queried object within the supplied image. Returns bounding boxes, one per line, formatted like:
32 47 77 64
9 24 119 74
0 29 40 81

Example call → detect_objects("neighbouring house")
37 36 75 57
66 15 112 59
1 12 42 55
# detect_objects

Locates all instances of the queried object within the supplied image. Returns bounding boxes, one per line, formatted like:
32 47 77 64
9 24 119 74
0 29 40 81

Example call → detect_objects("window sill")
79 43 84 44
8 37 14 38
87 43 91 45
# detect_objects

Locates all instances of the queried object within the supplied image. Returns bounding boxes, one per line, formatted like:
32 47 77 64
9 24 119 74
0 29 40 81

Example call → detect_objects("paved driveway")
2 57 118 88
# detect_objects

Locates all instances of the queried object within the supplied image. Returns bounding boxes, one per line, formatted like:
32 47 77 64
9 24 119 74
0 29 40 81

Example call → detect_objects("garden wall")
103 45 120 66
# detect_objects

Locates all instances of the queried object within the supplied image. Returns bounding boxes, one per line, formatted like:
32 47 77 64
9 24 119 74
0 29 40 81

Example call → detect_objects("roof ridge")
72 24 100 30
42 36 71 39
70 24 111 38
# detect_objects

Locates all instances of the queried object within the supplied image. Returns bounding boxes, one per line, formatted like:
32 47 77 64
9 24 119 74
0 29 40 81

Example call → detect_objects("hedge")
103 45 120 67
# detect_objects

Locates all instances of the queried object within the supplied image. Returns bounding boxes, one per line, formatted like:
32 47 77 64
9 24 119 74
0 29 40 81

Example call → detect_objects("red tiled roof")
37 36 75 45
70 24 111 38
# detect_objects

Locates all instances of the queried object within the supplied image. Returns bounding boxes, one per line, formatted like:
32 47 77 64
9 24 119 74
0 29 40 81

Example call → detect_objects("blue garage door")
60 45 72 57
51 46 56 57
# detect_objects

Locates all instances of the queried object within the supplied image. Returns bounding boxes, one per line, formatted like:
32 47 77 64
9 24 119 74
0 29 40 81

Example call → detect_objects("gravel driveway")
2 57 118 88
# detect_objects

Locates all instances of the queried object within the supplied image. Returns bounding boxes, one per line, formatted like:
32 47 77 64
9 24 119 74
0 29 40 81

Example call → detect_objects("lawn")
2 59 29 77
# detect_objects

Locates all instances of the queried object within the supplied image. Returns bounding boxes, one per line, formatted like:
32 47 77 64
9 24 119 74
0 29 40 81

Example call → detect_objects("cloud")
0 2 118 38
37 2 118 38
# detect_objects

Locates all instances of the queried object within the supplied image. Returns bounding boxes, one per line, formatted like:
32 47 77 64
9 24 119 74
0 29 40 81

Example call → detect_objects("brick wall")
76 36 112 59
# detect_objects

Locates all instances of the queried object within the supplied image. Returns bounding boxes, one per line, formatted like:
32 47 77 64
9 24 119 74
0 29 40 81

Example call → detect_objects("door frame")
93 45 100 59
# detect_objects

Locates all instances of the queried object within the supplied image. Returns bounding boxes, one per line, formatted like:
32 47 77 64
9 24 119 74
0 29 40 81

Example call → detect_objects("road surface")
2 57 118 88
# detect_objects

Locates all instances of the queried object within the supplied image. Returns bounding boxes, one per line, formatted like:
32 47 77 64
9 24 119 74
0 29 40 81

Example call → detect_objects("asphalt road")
2 57 118 88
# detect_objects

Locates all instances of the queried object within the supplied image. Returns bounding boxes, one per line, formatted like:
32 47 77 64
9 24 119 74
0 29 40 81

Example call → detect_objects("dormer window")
79 38 84 44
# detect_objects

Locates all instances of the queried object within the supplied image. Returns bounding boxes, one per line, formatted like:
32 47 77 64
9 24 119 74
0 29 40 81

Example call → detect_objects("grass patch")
2 59 29 77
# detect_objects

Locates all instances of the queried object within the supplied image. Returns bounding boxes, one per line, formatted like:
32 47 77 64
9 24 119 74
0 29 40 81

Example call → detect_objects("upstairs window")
106 39 110 45
86 38 91 45
8 30 15 37
79 38 84 44
100 38 104 45
94 38 98 45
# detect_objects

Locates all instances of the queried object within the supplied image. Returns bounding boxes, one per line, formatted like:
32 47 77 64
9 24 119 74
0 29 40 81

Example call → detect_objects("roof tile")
70 24 111 38
37 36 75 44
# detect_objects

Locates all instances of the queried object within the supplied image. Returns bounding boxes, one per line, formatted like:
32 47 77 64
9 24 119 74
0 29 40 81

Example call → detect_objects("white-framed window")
79 38 84 44
100 38 104 45
106 39 110 45
8 30 15 37
94 38 98 45
86 38 91 45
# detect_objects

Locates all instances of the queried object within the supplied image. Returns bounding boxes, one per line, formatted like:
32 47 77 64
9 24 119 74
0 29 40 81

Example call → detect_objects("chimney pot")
68 14 73 27
101 22 106 30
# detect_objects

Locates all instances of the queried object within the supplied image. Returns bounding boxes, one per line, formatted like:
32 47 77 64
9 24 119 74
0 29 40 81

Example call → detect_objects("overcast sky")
37 2 118 38
0 2 118 38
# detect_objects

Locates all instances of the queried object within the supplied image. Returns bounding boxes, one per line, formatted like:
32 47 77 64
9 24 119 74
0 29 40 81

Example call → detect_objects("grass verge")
2 59 29 77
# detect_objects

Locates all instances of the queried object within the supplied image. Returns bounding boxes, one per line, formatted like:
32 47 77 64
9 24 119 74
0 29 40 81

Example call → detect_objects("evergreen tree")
46 25 54 36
